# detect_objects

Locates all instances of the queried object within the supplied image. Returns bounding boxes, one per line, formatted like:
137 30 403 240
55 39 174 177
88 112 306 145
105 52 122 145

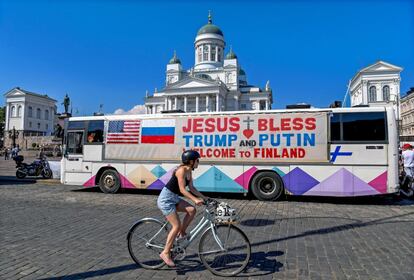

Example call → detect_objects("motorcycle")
13 155 53 179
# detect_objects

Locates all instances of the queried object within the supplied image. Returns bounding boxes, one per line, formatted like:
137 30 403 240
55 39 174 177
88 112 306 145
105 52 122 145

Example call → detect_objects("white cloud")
113 104 146 115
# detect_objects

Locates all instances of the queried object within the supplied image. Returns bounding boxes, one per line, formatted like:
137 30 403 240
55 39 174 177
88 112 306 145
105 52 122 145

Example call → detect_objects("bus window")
68 121 85 130
342 112 387 142
86 120 104 143
67 131 84 154
330 114 341 141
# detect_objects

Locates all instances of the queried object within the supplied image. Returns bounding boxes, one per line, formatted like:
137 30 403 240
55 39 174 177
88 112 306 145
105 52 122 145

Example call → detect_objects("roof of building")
197 12 224 36
4 87 57 102
226 47 237 59
168 50 181 64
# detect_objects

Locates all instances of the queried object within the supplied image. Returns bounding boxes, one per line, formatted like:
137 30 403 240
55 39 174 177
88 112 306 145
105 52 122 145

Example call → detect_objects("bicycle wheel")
198 224 251 276
127 219 168 269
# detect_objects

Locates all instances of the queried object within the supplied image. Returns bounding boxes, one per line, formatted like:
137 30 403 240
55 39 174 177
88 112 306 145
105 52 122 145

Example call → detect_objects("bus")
61 106 399 201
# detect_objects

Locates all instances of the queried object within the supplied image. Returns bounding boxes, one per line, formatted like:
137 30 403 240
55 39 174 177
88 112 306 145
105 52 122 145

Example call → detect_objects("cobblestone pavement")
0 180 413 280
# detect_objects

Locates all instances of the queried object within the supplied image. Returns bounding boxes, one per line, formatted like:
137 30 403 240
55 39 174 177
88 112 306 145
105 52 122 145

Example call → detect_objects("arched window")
382 85 390 101
45 110 49 120
17 105 22 117
11 106 16 117
203 45 209 61
369 86 377 102
36 108 41 119
28 106 33 117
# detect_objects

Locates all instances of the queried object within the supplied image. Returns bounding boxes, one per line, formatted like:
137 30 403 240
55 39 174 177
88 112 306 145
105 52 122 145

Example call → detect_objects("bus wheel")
99 169 121 194
251 171 284 201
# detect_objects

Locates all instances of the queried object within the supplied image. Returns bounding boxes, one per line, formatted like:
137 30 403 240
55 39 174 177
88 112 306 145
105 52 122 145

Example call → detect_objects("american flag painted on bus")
107 120 140 144
141 119 175 144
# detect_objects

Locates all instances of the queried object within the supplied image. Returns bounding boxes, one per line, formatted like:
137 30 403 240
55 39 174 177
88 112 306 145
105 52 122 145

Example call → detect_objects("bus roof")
68 106 389 121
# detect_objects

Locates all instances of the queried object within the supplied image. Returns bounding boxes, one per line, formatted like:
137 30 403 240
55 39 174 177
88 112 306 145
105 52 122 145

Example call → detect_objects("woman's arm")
188 174 207 200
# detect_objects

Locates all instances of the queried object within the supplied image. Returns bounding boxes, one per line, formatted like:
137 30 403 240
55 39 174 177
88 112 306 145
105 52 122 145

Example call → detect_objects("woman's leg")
160 211 181 266
176 199 196 237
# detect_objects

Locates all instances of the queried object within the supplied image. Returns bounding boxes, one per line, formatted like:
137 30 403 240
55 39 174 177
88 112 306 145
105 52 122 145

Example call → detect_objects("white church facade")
349 61 402 120
144 13 273 114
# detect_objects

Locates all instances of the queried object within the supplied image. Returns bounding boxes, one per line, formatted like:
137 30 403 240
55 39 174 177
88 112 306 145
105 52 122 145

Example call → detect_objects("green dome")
239 68 246 75
197 24 224 36
197 12 223 36
168 51 181 64
226 47 237 59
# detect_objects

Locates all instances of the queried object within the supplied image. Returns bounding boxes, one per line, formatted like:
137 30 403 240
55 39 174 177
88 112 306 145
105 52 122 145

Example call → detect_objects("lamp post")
8 126 19 148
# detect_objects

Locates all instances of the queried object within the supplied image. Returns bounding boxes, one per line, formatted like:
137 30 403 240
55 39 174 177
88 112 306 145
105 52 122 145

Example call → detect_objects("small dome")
226 47 237 59
239 68 246 75
168 51 181 64
197 11 224 36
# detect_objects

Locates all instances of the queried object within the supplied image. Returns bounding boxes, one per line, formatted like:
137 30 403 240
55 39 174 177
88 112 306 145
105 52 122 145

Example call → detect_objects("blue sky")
1 0 413 115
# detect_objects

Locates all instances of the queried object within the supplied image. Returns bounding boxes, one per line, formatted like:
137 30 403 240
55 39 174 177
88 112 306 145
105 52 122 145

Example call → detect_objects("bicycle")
127 198 251 276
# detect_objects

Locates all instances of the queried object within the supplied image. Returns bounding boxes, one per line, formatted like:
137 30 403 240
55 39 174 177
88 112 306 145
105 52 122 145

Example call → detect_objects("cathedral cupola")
168 50 181 64
194 11 226 70
225 46 237 59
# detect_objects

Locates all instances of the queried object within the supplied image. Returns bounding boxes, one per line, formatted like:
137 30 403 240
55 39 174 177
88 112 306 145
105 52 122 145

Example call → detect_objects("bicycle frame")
143 206 225 252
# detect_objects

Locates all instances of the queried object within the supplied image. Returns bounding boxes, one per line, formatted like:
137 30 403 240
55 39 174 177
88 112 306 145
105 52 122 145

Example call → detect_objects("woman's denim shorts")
157 187 182 216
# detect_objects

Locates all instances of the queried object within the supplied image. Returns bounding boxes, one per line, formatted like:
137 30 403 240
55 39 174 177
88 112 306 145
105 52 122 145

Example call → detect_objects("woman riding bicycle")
157 150 206 267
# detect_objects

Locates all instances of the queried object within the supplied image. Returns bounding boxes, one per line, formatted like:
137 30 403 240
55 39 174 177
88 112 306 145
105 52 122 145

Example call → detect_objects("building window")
203 45 209 61
382 85 390 101
46 124 48 130
369 86 377 102
198 48 202 63
36 108 41 119
241 104 247 110
218 48 221 62
11 106 16 117
17 105 22 117
37 123 41 130
45 110 49 120
28 106 33 117
211 46 216 61
29 122 32 128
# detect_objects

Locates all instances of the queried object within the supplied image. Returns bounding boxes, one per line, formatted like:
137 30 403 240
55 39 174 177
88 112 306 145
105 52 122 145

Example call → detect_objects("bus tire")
99 169 121 194
251 171 284 201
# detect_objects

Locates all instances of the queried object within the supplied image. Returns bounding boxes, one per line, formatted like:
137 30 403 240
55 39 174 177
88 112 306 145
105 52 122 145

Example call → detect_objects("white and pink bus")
61 106 399 201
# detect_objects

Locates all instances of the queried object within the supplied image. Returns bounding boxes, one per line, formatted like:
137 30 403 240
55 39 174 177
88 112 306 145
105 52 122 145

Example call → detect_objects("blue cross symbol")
330 146 352 162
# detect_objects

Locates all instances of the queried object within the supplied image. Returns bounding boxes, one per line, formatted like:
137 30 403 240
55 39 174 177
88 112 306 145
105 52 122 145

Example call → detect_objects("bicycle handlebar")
203 198 219 206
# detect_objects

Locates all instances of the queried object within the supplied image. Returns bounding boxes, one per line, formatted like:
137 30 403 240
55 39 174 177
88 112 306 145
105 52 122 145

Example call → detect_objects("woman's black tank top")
165 171 190 196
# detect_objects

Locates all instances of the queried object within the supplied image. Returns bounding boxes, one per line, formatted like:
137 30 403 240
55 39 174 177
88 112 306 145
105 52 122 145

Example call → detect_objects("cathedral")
144 13 273 114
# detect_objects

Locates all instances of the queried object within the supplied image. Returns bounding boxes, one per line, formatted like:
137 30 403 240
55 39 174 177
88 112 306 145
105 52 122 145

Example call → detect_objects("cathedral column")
184 96 187 112
196 96 199 113
174 97 178 110
164 98 168 111
265 100 269 110
206 95 210 112
5 103 10 130
216 94 220 111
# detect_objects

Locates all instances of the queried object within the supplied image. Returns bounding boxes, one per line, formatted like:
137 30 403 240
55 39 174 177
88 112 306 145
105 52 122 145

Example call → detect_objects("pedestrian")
4 148 9 160
402 144 414 177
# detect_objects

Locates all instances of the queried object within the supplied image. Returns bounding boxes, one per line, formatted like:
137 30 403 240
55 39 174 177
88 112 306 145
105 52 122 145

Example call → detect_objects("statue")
265 80 271 91
62 94 70 114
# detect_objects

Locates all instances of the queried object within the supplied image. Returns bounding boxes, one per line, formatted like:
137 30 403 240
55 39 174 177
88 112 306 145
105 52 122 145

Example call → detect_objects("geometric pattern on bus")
194 166 246 193
302 168 380 196
82 164 388 196
151 165 167 178
368 171 388 194
282 167 320 195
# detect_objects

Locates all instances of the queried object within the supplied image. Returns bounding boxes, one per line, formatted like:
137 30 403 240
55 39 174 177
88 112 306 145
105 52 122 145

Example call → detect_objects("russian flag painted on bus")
141 119 175 144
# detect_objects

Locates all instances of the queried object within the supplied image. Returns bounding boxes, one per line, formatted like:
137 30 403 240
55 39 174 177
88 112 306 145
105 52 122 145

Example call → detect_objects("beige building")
400 87 414 143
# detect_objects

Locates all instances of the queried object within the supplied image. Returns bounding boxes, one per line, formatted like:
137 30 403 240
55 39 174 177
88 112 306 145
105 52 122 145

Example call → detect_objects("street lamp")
8 126 19 148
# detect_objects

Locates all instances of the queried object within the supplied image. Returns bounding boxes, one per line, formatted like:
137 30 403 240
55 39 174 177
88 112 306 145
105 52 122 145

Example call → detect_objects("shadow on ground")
72 186 414 206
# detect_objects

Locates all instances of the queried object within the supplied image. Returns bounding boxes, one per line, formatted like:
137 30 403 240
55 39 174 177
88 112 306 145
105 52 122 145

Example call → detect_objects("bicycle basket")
214 202 238 224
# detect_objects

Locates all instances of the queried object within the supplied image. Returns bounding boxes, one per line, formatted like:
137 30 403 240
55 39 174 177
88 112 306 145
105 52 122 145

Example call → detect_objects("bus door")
330 111 388 195
63 121 89 184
